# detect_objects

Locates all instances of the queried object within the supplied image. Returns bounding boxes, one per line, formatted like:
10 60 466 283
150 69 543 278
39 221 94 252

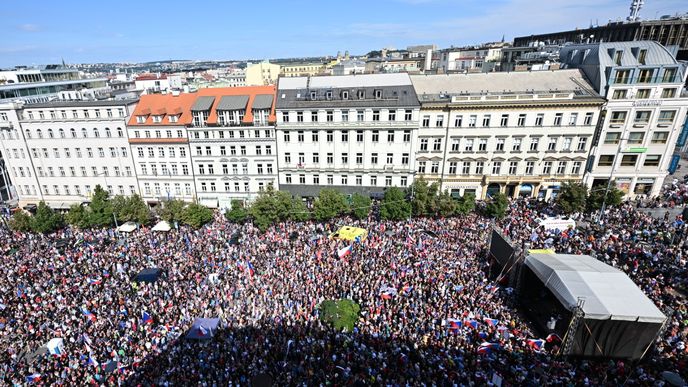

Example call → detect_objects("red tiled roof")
135 73 168 81
128 86 276 127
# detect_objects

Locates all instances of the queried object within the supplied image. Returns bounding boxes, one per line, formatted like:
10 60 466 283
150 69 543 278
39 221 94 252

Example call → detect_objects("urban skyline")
4 0 686 67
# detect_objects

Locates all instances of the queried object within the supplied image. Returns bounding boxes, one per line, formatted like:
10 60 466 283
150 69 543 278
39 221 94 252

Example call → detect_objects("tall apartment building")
245 61 281 86
0 100 139 207
275 73 420 197
410 71 605 199
560 41 688 197
128 87 278 208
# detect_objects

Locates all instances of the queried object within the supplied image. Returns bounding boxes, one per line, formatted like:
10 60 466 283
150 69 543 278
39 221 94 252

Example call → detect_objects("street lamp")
597 135 638 222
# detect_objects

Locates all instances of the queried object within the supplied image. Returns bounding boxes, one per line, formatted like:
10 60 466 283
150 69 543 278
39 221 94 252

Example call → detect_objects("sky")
2 0 686 67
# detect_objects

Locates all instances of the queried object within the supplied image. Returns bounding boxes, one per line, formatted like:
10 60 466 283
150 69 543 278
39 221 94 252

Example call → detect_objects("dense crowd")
0 198 686 385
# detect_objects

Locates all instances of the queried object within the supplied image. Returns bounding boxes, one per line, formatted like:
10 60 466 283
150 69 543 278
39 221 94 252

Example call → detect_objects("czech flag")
81 307 96 322
484 318 499 327
88 278 102 285
447 318 463 330
402 285 413 294
527 338 546 351
465 320 479 329
337 245 352 259
88 356 99 367
198 324 209 337
247 261 255 277
102 270 110 277
546 333 562 343
477 342 500 355
26 374 41 383
141 311 153 325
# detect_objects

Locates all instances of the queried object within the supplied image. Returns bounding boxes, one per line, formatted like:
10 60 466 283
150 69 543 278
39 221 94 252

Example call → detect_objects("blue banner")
677 118 688 147
668 155 680 175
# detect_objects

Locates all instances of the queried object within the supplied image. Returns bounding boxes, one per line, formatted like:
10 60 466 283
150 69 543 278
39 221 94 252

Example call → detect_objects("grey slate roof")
216 95 249 111
252 94 274 110
277 73 419 109
191 96 215 111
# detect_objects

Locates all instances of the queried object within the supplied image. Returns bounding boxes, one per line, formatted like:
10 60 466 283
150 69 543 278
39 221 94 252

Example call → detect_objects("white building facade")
0 100 140 208
410 71 605 199
560 41 688 198
275 73 420 197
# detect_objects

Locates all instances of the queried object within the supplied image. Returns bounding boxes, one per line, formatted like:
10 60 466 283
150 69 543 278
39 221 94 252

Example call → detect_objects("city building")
0 66 109 104
279 62 326 78
332 60 367 76
365 57 423 74
514 14 688 60
245 61 281 86
560 41 688 197
275 73 420 197
410 70 605 199
435 45 505 73
0 100 139 208
128 87 278 208
500 44 562 72
134 73 182 94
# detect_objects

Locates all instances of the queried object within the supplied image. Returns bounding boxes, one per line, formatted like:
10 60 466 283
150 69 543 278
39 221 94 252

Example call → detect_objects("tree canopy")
380 187 411 221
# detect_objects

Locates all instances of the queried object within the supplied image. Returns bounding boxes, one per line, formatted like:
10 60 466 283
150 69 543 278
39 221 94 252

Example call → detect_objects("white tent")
525 253 665 323
152 220 171 232
117 222 137 233
46 338 64 355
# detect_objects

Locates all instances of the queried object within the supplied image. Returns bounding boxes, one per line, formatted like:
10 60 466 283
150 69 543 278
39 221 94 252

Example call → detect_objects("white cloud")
17 23 39 32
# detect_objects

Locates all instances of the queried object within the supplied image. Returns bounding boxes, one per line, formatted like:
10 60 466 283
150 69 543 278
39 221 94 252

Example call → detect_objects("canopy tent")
521 253 666 360
186 317 220 340
117 222 137 233
151 221 171 232
329 226 368 242
134 268 163 283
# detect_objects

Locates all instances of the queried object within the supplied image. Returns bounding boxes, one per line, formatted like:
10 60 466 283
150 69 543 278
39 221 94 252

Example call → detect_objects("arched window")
105 128 111 137
82 128 88 138
70 128 76 138
58 129 65 138
37 129 43 138
48 129 54 138
25 129 32 139
94 128 100 138
116 127 123 137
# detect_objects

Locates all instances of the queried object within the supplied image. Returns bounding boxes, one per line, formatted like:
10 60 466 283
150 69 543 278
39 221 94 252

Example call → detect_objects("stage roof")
525 253 665 323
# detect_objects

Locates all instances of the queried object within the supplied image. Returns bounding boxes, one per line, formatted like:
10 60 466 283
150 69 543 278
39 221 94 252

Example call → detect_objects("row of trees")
555 182 624 215
9 185 216 234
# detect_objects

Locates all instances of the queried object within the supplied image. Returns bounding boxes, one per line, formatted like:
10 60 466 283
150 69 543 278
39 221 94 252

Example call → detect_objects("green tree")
159 199 186 223
31 201 63 234
250 187 282 232
455 193 476 215
318 299 361 332
181 203 214 229
313 188 348 221
88 185 114 227
380 187 411 221
112 194 150 225
351 193 371 220
587 184 624 212
484 192 509 219
290 196 311 222
556 182 588 214
435 190 457 217
65 204 91 228
273 190 295 221
225 200 249 224
9 211 32 232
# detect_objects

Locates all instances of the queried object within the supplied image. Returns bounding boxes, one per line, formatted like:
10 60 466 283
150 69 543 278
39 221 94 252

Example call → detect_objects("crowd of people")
0 197 686 385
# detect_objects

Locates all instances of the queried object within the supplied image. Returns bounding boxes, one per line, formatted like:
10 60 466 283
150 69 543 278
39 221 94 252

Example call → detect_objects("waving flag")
88 356 99 367
447 318 463 330
380 285 397 300
81 307 96 322
453 285 464 293
402 285 413 294
198 324 209 337
26 374 41 383
102 270 110 277
527 338 546 351
477 342 500 355
141 311 153 325
465 320 479 329
88 278 102 285
484 318 499 327
246 261 255 277
546 333 562 343
337 245 352 259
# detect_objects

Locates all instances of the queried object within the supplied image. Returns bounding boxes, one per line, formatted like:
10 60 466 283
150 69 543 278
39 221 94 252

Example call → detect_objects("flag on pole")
81 307 96 322
527 338 546 351
141 311 153 324
246 261 255 277
88 278 102 285
447 318 463 330
477 342 500 355
26 374 41 383
198 324 209 336
483 318 499 327
546 333 562 343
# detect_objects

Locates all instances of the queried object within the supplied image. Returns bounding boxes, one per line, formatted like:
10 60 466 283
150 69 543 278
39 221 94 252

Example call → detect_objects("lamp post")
96 171 118 228
597 135 637 223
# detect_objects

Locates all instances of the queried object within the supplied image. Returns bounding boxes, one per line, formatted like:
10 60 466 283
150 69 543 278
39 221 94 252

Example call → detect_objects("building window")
597 155 615 167
357 110 364 121
658 110 676 126
610 111 627 126
341 131 348 142
401 153 409 165
327 153 334 164
432 138 442 151
464 138 474 152
326 110 334 122
385 176 392 187
571 161 582 174
621 154 638 167
661 88 677 98
634 111 651 125
469 115 477 127
491 161 501 175
643 155 661 167
327 175 333 185
420 138 428 151
297 131 305 142
422 115 430 127
388 110 396 121
417 161 426 173
556 161 567 175
612 89 628 99
577 137 588 151
311 111 318 122
542 161 552 174
478 138 487 151
373 110 380 121
517 114 526 127
547 137 557 151
372 130 379 142
327 131 334 142
525 161 534 175
495 138 505 151
313 175 320 185
405 109 413 121
508 161 518 175
311 131 319 142
628 132 645 144
299 174 306 184
584 112 594 125
436 115 444 127
341 110 348 122
341 153 348 164
341 175 348 185
562 137 572 151
651 131 669 144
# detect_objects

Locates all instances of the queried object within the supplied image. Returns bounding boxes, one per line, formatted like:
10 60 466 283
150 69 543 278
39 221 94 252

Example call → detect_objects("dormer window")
326 91 333 100
152 115 162 123
357 90 365 99
136 115 146 123
341 90 349 100
310 91 317 100
613 50 623 65
168 115 179 123
638 49 647 65
374 89 382 99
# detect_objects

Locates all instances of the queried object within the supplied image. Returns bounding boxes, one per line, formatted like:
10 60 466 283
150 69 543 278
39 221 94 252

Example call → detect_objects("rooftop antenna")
627 0 644 22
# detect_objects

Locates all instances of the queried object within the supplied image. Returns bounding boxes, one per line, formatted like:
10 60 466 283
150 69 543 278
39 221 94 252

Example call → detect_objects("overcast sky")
2 0 686 67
